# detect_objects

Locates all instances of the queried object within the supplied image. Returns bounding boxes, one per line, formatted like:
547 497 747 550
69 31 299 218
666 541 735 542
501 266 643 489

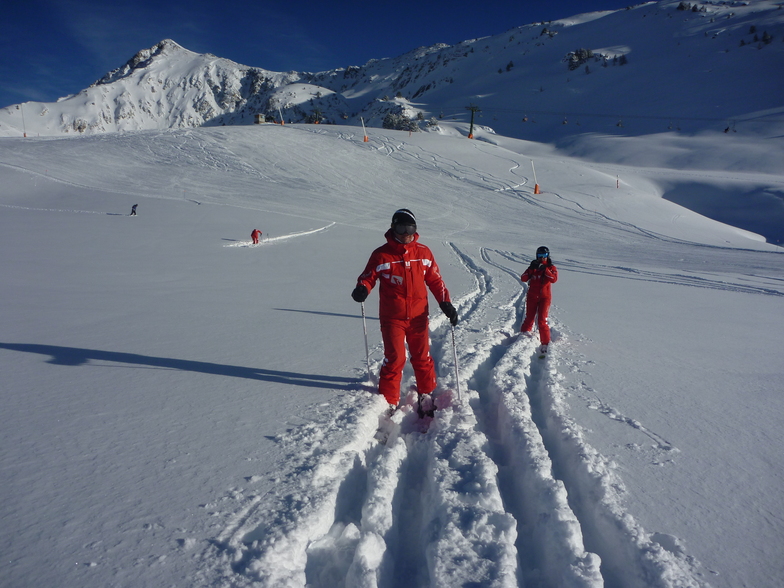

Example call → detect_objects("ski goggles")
393 223 417 235
536 252 549 258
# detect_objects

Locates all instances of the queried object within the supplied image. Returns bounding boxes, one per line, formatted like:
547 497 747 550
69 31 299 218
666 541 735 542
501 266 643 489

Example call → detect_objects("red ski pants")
378 313 436 405
521 294 552 344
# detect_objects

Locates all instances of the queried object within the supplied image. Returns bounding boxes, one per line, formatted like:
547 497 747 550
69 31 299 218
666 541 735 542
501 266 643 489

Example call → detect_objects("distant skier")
520 246 558 354
130 204 138 216
351 209 458 410
251 229 262 244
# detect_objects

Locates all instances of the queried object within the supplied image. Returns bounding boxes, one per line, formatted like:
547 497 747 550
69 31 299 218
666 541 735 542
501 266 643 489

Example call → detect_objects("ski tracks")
200 244 710 588
222 223 337 248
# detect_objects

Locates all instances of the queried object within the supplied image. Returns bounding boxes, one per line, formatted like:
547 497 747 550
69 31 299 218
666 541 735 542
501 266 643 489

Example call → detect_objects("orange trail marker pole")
361 117 369 142
531 160 541 194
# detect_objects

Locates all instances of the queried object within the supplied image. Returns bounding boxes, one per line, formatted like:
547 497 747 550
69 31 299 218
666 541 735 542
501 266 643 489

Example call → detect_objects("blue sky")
1 0 637 108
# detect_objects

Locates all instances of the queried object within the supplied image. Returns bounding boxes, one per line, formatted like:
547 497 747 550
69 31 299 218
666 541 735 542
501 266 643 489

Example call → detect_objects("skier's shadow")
0 342 358 390
274 308 379 321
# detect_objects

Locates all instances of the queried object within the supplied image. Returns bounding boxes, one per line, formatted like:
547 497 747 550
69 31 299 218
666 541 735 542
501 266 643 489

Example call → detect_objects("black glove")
351 284 368 303
529 259 542 270
439 301 458 326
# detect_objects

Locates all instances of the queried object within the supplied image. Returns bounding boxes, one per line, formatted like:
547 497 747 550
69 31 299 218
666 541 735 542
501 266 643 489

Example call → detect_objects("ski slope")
1 124 783 588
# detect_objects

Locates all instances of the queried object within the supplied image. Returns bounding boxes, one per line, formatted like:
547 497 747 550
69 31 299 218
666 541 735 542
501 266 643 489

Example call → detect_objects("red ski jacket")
521 260 558 299
357 230 451 321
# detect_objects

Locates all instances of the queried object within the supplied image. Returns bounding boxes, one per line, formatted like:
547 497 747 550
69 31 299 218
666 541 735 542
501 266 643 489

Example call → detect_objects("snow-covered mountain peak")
94 39 195 86
1 0 782 139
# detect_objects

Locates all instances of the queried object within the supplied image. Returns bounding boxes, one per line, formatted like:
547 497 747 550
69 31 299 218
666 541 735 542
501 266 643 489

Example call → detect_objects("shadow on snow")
0 342 359 391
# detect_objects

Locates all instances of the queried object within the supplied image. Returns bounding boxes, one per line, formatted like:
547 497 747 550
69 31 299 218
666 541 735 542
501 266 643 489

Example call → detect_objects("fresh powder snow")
2 121 782 588
1 1 784 587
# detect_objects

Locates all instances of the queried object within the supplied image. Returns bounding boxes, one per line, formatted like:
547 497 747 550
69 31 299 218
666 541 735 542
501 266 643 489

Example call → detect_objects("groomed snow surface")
2 124 783 587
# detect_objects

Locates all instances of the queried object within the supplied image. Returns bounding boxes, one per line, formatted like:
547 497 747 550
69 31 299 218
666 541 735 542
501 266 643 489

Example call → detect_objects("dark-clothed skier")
351 209 458 408
520 246 558 353
130 204 138 216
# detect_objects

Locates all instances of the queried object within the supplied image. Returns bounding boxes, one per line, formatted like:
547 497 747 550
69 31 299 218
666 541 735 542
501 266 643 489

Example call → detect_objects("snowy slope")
1 123 783 588
2 1 784 586
1 0 782 141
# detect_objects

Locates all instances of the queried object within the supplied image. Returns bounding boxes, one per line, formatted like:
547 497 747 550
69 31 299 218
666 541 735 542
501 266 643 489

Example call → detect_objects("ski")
375 404 404 445
417 392 435 419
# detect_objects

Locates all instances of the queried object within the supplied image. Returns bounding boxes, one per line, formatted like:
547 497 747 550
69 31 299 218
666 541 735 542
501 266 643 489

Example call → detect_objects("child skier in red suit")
520 246 558 354
351 209 458 408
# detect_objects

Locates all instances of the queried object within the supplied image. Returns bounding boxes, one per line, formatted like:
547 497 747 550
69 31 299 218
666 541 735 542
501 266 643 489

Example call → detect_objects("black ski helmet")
392 208 416 225
536 246 550 257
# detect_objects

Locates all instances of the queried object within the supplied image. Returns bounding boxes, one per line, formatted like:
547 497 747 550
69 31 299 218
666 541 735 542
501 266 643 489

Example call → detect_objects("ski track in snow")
222 222 336 247
197 242 710 587
0 202 122 215
492 249 784 298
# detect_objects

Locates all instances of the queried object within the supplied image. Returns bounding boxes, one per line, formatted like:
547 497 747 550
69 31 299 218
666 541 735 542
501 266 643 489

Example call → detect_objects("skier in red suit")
520 246 558 353
251 229 261 244
351 209 458 407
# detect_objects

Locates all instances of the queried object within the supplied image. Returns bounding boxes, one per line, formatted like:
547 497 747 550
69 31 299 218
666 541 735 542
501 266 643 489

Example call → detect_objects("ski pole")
451 325 461 403
361 302 371 382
